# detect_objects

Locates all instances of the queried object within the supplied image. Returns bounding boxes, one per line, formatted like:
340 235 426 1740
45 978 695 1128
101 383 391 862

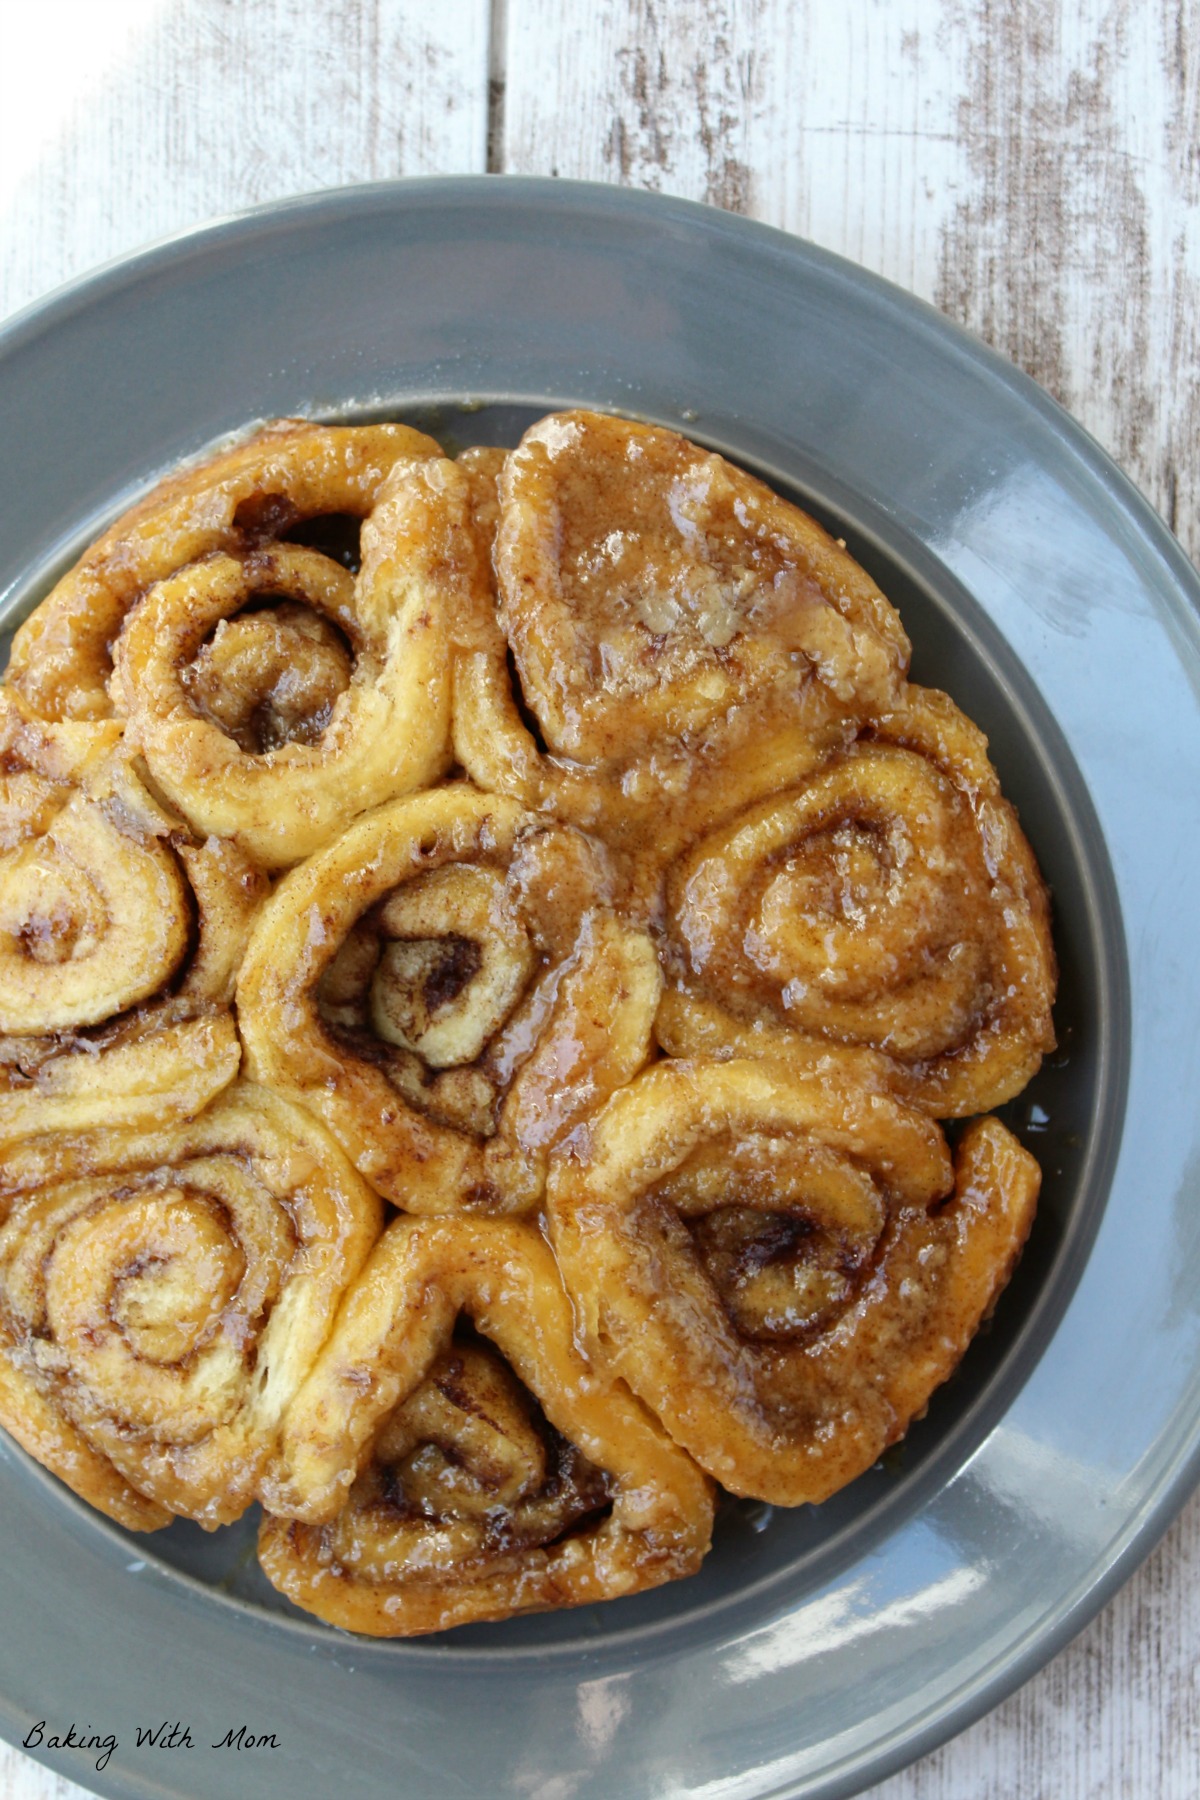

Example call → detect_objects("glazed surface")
0 410 1055 1635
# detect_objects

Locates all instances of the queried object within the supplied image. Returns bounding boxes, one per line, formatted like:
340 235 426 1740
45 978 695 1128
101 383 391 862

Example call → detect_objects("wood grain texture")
501 0 1200 562
0 0 489 322
3 2 1199 1797
0 1762 93 1800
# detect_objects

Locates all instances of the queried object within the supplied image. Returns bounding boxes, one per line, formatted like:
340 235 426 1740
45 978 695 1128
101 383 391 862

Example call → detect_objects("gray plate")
0 178 1196 1800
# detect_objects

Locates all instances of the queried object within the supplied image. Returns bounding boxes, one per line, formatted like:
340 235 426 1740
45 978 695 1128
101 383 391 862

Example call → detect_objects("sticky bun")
258 1215 712 1633
0 1084 380 1528
657 684 1055 1114
0 409 1056 1636
547 1059 1039 1504
237 785 661 1214
0 688 262 1150
451 412 911 863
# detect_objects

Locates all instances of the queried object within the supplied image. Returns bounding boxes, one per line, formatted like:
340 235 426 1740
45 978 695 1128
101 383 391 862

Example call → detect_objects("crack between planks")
487 0 508 173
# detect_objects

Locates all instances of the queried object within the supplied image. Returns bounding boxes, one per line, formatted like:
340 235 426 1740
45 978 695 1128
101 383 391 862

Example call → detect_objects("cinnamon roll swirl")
7 419 442 723
452 412 911 855
237 785 661 1214
111 453 464 867
659 684 1056 1114
0 1083 382 1528
258 1216 713 1635
548 1059 1040 1505
0 404 1062 1627
0 690 263 1149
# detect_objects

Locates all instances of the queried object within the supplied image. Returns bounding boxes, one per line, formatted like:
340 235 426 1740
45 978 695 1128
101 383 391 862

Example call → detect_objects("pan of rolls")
0 408 1056 1636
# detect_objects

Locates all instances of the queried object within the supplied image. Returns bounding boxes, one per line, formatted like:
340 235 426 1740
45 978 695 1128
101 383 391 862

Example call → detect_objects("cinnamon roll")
258 1216 713 1635
452 411 911 857
110 453 464 867
547 1059 1040 1505
0 690 263 1149
0 405 1060 1628
237 785 661 1213
7 419 442 723
658 684 1056 1114
0 1083 382 1528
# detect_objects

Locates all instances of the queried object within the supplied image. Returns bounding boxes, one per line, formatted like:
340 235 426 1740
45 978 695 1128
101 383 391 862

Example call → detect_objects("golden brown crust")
0 1341 173 1532
0 1082 382 1528
452 412 911 863
658 683 1057 1115
0 691 189 1033
110 456 461 868
236 785 661 1215
258 1215 714 1634
0 689 264 1153
547 1059 1039 1505
0 1012 242 1168
8 419 442 723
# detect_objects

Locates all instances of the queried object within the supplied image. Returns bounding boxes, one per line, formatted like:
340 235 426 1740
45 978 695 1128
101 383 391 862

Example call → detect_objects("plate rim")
4 173 1198 618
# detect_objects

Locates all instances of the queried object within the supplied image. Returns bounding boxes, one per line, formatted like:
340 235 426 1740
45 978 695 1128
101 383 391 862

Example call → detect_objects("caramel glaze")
547 1060 1040 1506
451 414 914 876
363 1333 614 1556
109 453 461 870
236 784 662 1215
656 684 1057 1115
183 596 354 756
1 408 1057 1636
0 688 264 1158
257 1217 713 1635
0 1083 381 1529
6 419 441 722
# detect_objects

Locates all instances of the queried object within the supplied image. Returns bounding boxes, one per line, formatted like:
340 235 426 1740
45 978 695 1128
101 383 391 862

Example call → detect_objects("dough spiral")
237 785 661 1213
452 412 911 856
258 1215 713 1635
0 406 1057 1634
7 419 442 723
548 1058 1040 1505
0 689 263 1149
111 453 464 867
0 1083 381 1529
658 684 1056 1114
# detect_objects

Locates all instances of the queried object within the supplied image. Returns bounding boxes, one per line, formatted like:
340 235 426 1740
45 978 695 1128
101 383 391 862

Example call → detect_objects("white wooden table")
2 3 1197 1797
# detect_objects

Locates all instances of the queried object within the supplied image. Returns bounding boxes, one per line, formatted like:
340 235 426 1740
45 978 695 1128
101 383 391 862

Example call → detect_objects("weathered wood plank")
0 0 490 323
932 0 1200 557
0 1755 93 1800
500 0 1200 563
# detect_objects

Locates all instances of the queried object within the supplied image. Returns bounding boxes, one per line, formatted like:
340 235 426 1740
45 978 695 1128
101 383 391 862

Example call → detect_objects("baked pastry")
0 407 1056 1637
236 785 661 1213
110 453 460 867
547 1058 1039 1504
657 683 1056 1114
0 1084 381 1528
451 412 912 864
0 688 262 1150
258 1215 713 1633
7 419 442 722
